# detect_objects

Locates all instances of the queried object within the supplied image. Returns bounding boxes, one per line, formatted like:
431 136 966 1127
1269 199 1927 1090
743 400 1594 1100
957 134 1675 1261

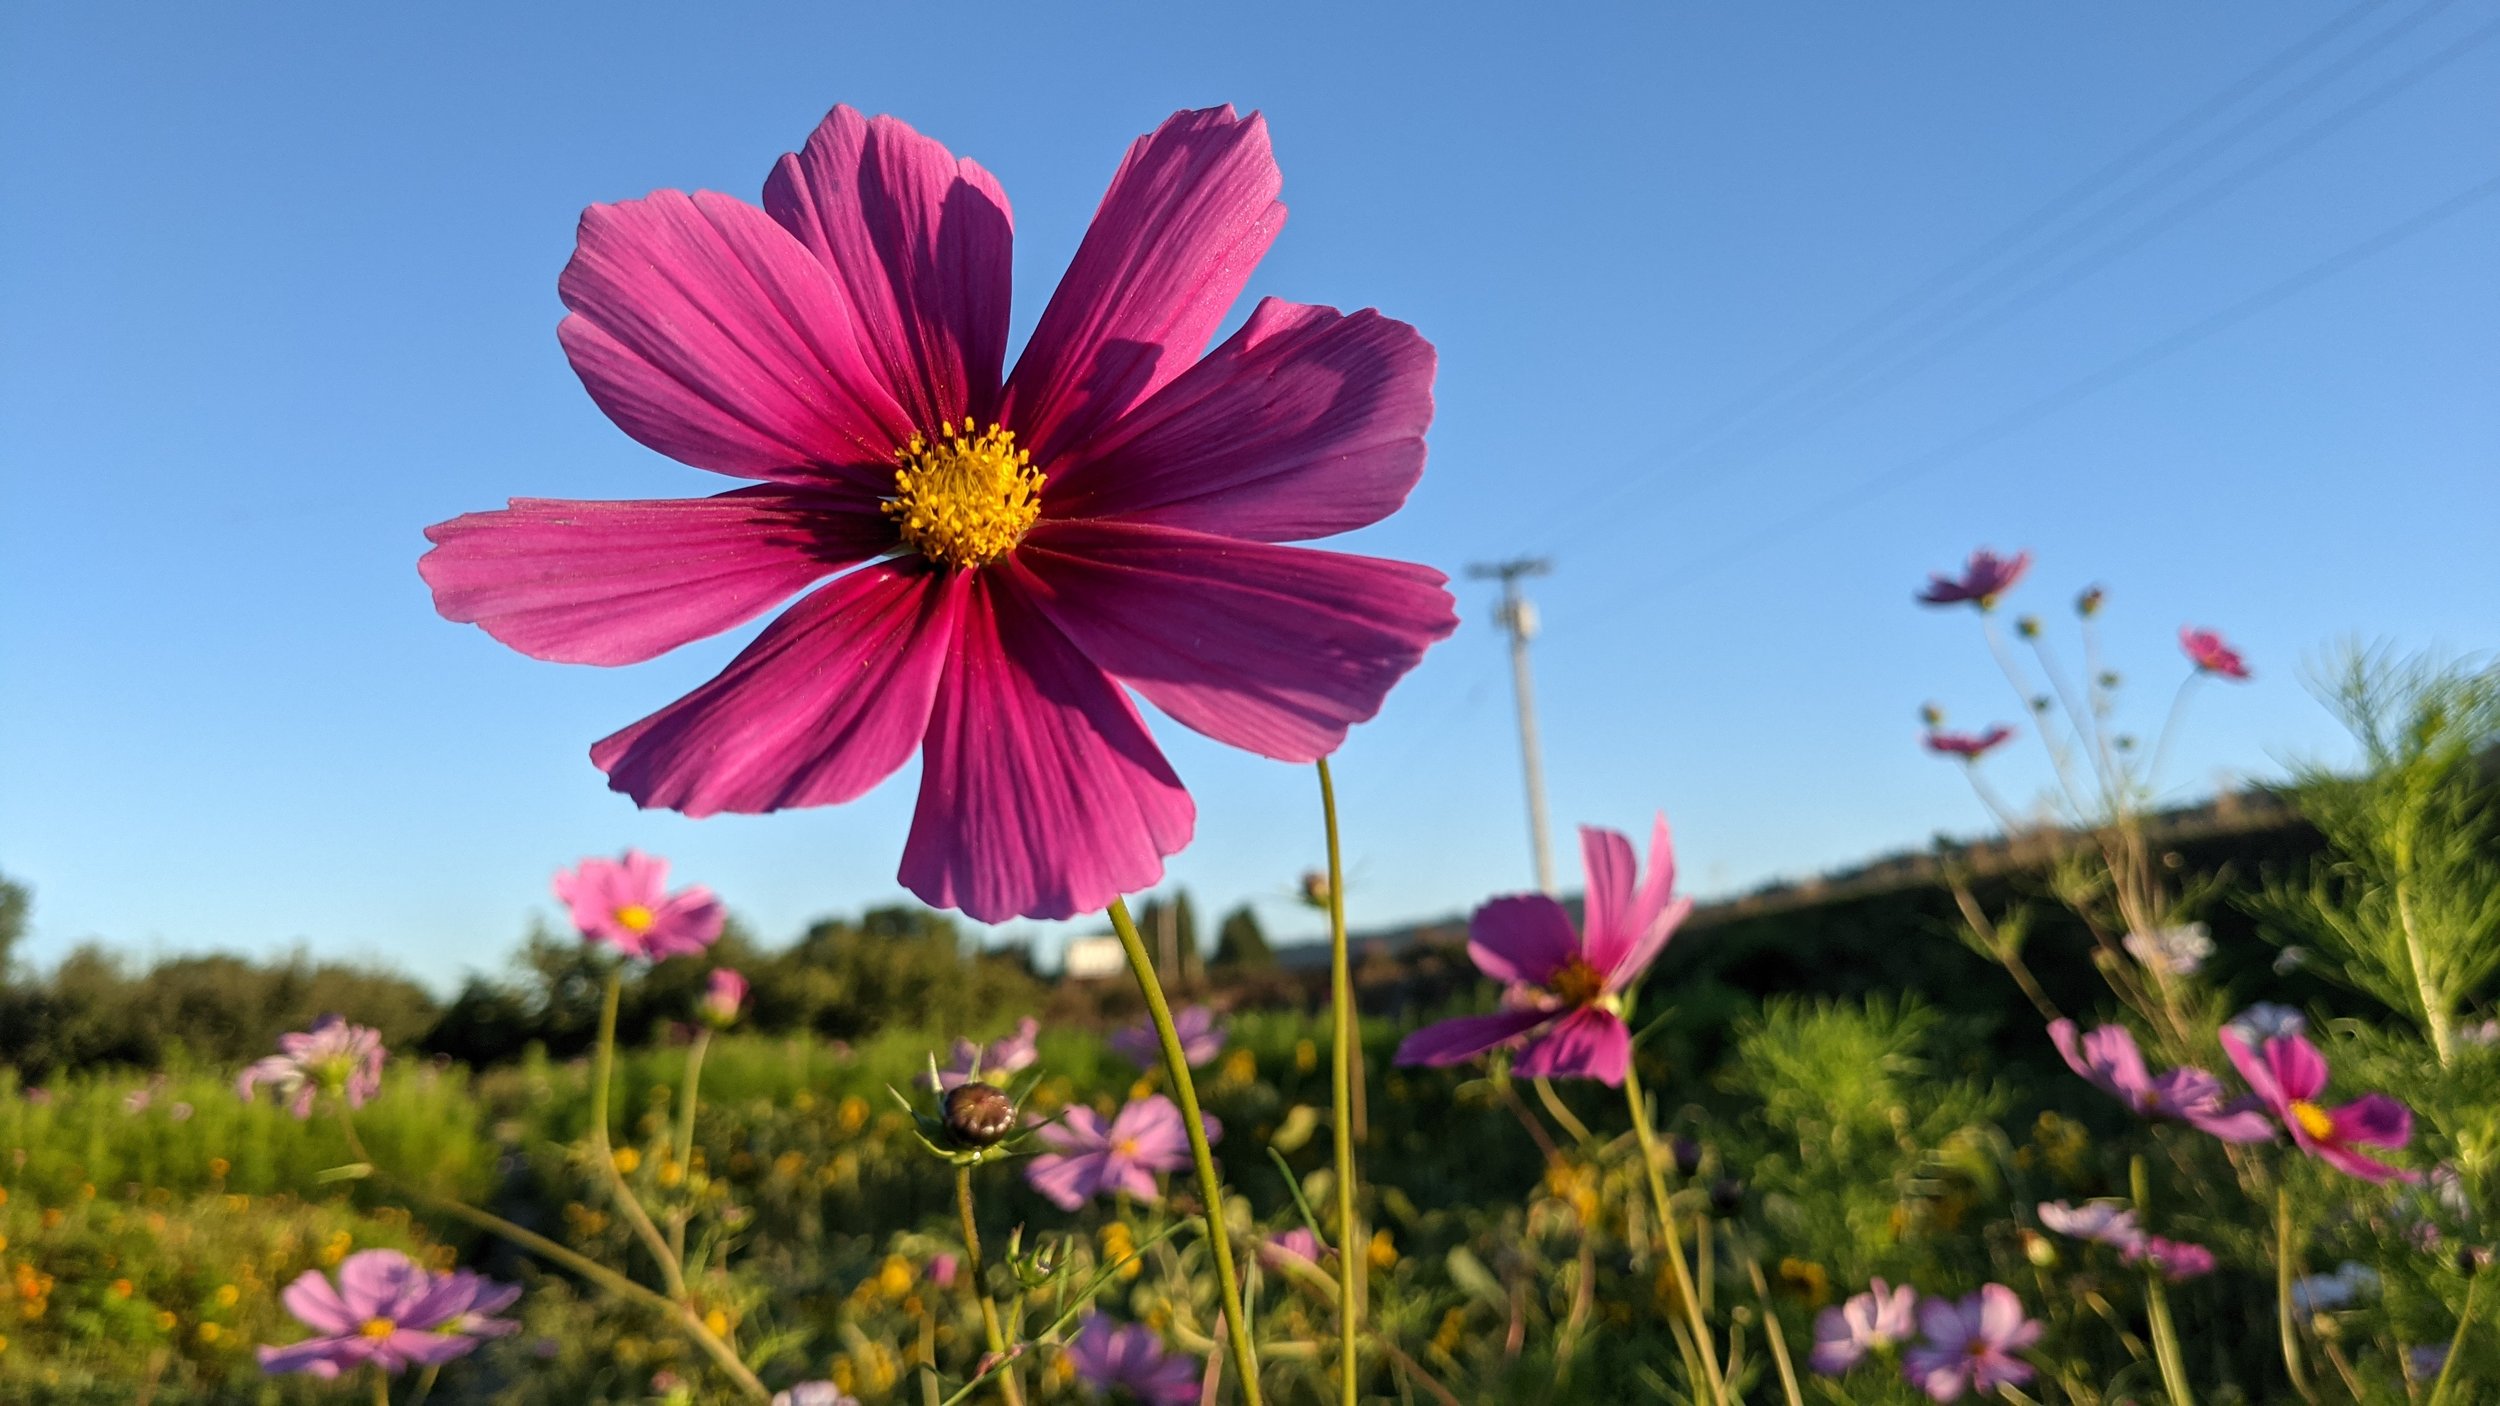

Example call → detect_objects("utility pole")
1468 558 1556 895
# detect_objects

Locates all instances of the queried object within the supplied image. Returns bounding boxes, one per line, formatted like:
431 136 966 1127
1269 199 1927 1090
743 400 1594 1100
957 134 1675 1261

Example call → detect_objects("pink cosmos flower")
772 1386 859 1406
2221 1030 2416 1183
2179 627 2251 680
2126 1236 2216 1281
1395 816 1690 1086
1924 725 2014 760
237 1016 385 1120
1262 1226 1324 1270
1066 1316 1200 1406
700 968 748 1027
1917 549 2032 609
2048 1020 2274 1142
1901 1284 2040 1402
2036 1200 2145 1252
258 1250 517 1378
926 1253 960 1291
1111 1004 1225 1069
554 850 723 960
929 1016 1042 1090
1809 1277 1918 1374
420 104 1456 924
1026 1094 1219 1211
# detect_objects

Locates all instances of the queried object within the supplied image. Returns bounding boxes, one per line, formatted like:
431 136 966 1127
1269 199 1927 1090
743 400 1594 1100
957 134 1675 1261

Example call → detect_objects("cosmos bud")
943 1082 1016 1148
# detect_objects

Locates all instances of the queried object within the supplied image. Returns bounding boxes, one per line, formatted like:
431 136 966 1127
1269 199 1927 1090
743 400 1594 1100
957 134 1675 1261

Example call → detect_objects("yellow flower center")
2289 1100 2336 1141
613 904 654 933
360 1317 397 1340
885 421 1044 570
1550 957 1606 1008
1115 1139 1142 1159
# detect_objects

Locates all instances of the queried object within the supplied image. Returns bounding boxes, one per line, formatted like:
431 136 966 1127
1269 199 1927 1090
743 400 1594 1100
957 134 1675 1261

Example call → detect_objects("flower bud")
2021 1228 2057 1267
2016 616 2041 639
942 1082 1016 1148
1919 703 1945 728
2077 585 2105 618
1708 1177 1745 1217
1670 1135 1703 1179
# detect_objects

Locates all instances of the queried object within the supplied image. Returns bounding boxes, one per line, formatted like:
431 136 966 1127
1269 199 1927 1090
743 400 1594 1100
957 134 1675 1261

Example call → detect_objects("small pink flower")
257 1250 516 1378
1810 1277 1918 1374
1066 1316 1199 1406
237 1016 385 1120
1111 1004 1224 1069
1261 1226 1324 1269
700 968 748 1027
2126 1236 2217 1281
930 1016 1042 1090
2047 1020 2274 1142
926 1254 960 1291
1902 1284 2040 1402
554 850 723 960
1923 725 2014 760
2036 1200 2145 1253
1394 815 1690 1087
1917 549 2031 610
2179 627 2251 680
2221 1030 2416 1182
1025 1095 1218 1211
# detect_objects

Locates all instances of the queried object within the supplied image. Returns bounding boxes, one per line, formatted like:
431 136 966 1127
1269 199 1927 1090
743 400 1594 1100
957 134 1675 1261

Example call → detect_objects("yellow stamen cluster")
360 1317 397 1340
885 421 1044 570
614 904 654 933
2289 1100 2337 1141
1549 957 1607 1008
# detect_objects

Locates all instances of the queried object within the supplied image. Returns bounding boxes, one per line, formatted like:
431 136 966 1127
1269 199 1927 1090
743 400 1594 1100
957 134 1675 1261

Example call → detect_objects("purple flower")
2222 1030 2416 1183
929 1017 1042 1090
2126 1237 2216 1281
1111 1005 1224 1070
237 1016 386 1120
700 968 748 1027
2037 1200 2145 1253
257 1250 517 1378
554 850 723 961
1395 815 1690 1087
1917 549 2032 610
2227 1003 2308 1046
2047 1020 2274 1142
772 1386 859 1406
1924 725 2015 760
2407 1345 2451 1383
1066 1316 1199 1405
1902 1284 2040 1402
1809 1277 1917 1374
1025 1095 1217 1211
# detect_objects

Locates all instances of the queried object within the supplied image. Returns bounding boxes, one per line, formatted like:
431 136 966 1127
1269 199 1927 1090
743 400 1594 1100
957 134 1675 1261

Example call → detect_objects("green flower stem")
668 1025 711 1265
955 1166 1027 1406
1105 895 1263 1406
2277 1186 2321 1404
1622 1061 1728 1406
2428 1267 2481 1406
588 969 691 1302
1739 1242 1804 1406
1315 758 1364 1406
371 1367 391 1406
2133 1156 2195 1406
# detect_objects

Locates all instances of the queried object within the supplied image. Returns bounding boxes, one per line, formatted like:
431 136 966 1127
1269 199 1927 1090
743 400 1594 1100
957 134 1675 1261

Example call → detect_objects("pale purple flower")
2290 1262 2379 1315
2048 1019 2273 1141
2126 1237 2216 1281
1395 815 1690 1086
1026 1095 1218 1211
2123 923 2213 977
2407 1345 2450 1383
1902 1284 2040 1402
1111 1005 1224 1070
700 968 748 1027
1066 1315 1199 1405
2222 1030 2416 1183
237 1015 386 1120
2037 1200 2145 1253
2228 1003 2308 1046
1810 1277 1918 1374
258 1250 516 1378
930 1017 1043 1090
1917 549 2031 609
772 1385 859 1406
554 850 723 961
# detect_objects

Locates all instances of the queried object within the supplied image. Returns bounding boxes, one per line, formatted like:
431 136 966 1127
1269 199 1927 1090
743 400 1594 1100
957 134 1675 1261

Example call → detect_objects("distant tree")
0 872 26 981
1213 905 1274 970
1131 891 1201 979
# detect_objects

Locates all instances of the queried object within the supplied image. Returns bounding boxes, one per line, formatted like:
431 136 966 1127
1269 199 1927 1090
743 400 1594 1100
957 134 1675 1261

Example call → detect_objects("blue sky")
3 2 2494 988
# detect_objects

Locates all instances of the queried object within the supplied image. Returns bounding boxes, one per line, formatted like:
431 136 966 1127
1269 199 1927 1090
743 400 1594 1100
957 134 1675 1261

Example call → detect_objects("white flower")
2125 923 2214 977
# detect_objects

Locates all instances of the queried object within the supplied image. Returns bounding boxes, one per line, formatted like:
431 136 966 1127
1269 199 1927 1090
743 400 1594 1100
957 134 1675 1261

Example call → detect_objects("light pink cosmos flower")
237 1015 385 1120
1261 1226 1324 1271
1901 1284 2040 1402
2036 1200 2145 1253
1111 1004 1225 1069
2126 1236 2216 1281
771 1385 859 1406
2179 627 2251 680
1066 1316 1200 1406
1809 1277 1918 1374
1917 549 2032 609
1026 1094 1219 1211
2047 1019 2274 1142
928 1016 1042 1091
2221 1030 2416 1183
1394 816 1689 1087
420 104 1456 924
258 1250 517 1378
554 850 723 960
700 968 748 1027
1924 725 2014 760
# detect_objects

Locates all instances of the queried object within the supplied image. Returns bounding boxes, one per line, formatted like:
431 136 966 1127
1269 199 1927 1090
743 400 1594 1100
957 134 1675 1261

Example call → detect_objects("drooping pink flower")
1809 1277 1918 1374
420 104 1456 924
1394 815 1689 1087
1111 1004 1224 1070
2221 1030 2416 1183
2036 1200 2145 1253
1923 725 2014 760
1901 1284 2040 1402
1262 1226 1324 1270
1026 1095 1218 1211
2126 1237 2217 1281
237 1016 386 1120
699 968 748 1027
2179 627 2251 680
257 1250 517 1378
554 850 723 960
929 1016 1042 1090
1917 549 2031 609
2048 1020 2274 1142
1066 1316 1200 1406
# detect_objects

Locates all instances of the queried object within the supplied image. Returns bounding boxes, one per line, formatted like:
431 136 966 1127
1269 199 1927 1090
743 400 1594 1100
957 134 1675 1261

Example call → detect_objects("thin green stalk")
1740 1242 1805 1406
1105 895 1263 1405
1316 758 1363 1406
668 1026 711 1264
2132 1156 2195 1406
371 1368 391 1406
2427 1269 2482 1406
955 1166 1027 1406
2277 1187 2320 1404
588 969 690 1301
1622 1061 1728 1405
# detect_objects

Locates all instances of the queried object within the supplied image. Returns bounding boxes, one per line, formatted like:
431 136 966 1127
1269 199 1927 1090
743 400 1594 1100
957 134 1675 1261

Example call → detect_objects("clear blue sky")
3 2 2494 988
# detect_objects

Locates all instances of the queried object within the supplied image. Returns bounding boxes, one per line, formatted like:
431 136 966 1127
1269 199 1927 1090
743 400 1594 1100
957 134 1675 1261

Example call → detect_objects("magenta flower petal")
1582 816 1682 980
1465 895 1580 986
900 574 1193 922
257 1339 355 1378
2219 1030 2283 1106
2332 1093 2412 1149
556 190 911 485
590 564 963 816
1514 1007 1631 1086
1001 106 1283 466
1393 1008 1552 1068
1016 519 1454 762
1042 298 1433 542
2263 1032 2332 1104
762 105 1014 430
419 488 888 666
